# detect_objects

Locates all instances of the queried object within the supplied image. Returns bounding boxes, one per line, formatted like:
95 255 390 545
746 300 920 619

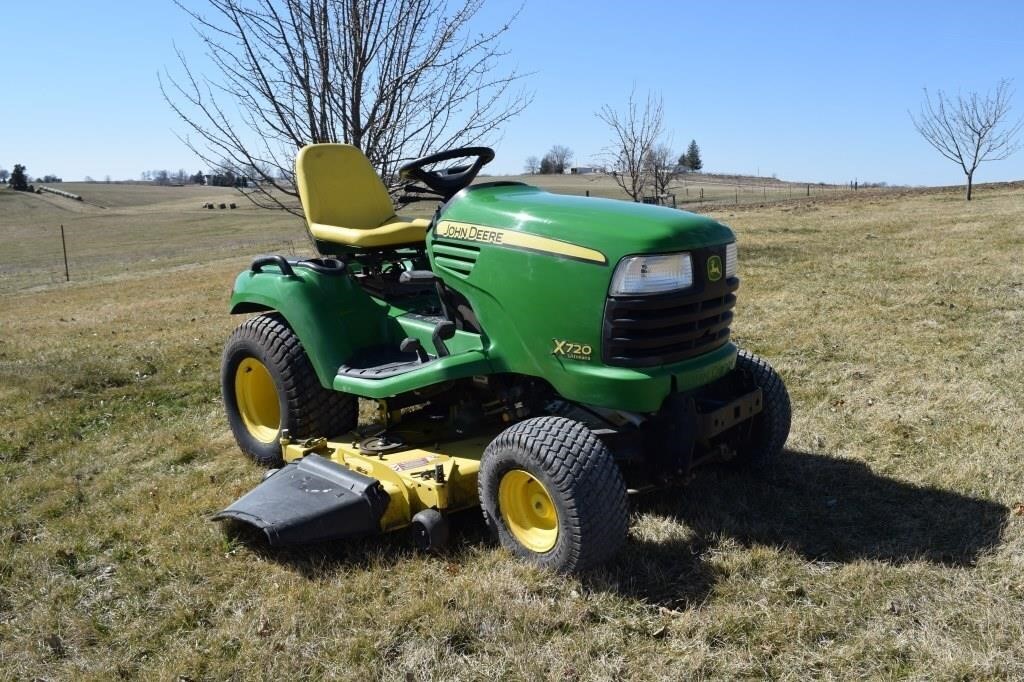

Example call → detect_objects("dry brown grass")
0 183 310 291
1 181 1023 679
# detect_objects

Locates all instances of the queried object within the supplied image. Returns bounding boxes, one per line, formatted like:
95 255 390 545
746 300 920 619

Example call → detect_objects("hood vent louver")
431 239 480 277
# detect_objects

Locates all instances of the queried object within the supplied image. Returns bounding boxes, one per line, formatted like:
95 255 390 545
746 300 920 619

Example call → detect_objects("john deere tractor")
214 144 790 573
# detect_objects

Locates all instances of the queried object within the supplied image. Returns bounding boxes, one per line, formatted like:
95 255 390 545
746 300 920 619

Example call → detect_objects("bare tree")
523 155 539 174
162 0 531 215
910 79 1022 200
540 145 573 174
597 89 664 201
644 143 678 198
0 169 9 183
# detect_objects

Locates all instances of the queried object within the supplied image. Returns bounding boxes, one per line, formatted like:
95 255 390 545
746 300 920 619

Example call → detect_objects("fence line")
0 227 308 293
652 179 872 211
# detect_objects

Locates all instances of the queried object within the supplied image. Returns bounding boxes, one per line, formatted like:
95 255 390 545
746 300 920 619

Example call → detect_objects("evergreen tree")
10 164 29 191
684 140 703 172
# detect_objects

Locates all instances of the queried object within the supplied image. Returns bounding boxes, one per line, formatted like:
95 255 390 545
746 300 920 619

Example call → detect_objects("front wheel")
221 313 357 465
732 349 791 469
479 417 629 573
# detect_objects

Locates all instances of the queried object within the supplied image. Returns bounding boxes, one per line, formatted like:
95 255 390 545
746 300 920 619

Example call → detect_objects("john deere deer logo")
707 255 723 282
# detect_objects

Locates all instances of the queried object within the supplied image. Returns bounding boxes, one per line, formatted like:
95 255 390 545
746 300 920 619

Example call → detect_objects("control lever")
400 337 429 363
431 321 456 358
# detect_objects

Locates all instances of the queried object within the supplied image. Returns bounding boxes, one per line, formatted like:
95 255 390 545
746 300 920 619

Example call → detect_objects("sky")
2 1 1024 185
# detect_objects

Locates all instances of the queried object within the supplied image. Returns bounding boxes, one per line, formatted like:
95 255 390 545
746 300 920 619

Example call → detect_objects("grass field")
0 183 310 291
1 180 1023 679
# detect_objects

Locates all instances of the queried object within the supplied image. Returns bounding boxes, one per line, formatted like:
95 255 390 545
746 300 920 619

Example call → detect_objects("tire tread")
223 313 357 465
735 349 791 468
480 416 629 572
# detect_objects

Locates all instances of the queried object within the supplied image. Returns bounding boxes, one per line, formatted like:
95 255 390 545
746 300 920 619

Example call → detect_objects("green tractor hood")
427 183 740 412
440 183 733 261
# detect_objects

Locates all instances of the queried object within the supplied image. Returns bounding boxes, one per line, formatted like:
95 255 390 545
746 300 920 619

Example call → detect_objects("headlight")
610 253 693 296
725 242 737 278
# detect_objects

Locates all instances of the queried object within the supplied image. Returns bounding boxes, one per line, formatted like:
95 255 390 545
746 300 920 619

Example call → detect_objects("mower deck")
216 425 497 545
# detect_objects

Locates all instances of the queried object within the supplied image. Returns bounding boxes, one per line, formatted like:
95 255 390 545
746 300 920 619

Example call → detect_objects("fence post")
806 184 810 197
585 190 589 197
60 224 70 282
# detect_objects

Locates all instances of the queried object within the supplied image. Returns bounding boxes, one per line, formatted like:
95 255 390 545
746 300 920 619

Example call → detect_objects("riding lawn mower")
213 144 791 573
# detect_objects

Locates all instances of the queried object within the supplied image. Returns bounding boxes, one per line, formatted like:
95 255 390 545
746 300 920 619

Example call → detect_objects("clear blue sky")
2 1 1023 185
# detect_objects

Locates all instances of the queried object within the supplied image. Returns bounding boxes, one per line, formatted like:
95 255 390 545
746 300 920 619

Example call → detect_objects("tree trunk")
965 171 974 201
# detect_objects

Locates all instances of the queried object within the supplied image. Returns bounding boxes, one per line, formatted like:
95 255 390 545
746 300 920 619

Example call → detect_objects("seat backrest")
295 144 396 231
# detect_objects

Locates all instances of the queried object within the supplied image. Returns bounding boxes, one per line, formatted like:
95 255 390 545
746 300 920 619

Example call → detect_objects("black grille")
602 246 738 367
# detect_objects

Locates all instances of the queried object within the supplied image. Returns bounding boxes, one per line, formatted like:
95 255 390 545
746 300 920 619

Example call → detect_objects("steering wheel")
399 147 495 200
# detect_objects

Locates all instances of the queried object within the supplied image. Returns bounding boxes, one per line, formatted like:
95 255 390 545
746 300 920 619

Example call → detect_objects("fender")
229 262 386 388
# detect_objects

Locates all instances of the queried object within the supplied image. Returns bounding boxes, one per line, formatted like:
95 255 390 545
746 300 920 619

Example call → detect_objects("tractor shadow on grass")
592 448 1009 608
224 448 1008 596
221 520 426 578
220 508 496 580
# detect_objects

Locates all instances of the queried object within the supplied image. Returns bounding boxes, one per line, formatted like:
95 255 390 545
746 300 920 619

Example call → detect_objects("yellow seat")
295 144 429 249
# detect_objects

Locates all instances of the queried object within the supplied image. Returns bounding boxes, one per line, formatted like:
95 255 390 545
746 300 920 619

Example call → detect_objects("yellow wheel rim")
498 469 558 553
234 357 281 443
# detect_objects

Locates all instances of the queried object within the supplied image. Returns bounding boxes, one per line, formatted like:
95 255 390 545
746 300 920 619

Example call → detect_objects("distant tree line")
1 164 64 190
139 166 255 187
141 169 196 185
206 165 254 188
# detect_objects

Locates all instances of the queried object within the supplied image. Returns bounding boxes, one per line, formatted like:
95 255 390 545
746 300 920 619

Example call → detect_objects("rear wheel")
733 349 791 469
479 416 629 573
221 313 357 465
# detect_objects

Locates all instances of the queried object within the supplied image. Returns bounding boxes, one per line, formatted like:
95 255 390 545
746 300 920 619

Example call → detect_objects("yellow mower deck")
280 428 494 533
